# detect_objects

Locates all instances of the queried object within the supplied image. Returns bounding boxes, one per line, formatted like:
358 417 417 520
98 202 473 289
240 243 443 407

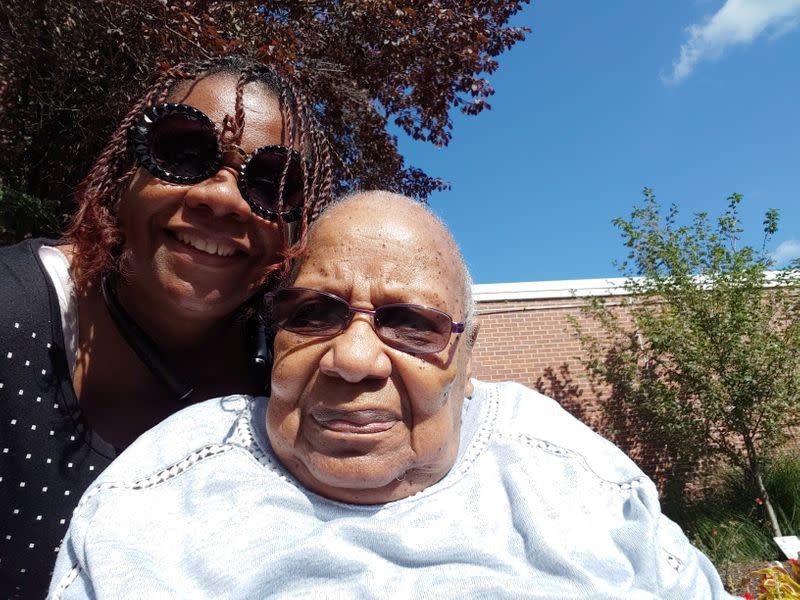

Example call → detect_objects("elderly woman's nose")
319 318 392 383
183 168 252 221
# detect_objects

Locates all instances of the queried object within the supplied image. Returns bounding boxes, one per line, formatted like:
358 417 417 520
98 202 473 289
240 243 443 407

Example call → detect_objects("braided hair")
66 55 334 291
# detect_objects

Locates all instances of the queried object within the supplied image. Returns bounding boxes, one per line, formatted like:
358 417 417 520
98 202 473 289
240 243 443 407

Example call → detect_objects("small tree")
573 189 800 537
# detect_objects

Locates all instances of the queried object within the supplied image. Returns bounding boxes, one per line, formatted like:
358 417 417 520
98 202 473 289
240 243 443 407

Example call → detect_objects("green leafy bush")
0 184 64 245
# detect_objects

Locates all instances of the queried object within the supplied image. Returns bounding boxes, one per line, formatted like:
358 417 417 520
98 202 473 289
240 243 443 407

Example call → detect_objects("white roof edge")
472 277 632 301
472 271 786 302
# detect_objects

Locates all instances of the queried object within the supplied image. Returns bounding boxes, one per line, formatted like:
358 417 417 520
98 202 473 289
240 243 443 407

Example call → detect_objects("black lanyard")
101 276 195 402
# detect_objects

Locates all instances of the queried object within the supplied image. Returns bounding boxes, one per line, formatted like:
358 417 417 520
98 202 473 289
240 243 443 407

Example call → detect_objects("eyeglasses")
269 287 465 354
132 103 304 222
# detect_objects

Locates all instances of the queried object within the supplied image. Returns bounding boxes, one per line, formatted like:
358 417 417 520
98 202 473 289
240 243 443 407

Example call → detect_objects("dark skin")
69 275 258 448
61 74 289 448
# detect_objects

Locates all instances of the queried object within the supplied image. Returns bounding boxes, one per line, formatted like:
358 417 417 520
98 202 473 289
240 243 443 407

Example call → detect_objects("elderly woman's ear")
462 320 479 398
467 320 480 349
464 366 475 399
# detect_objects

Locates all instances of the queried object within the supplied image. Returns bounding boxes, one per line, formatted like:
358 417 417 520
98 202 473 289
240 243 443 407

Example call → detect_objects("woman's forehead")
168 74 278 116
167 73 287 148
294 213 464 311
294 264 455 313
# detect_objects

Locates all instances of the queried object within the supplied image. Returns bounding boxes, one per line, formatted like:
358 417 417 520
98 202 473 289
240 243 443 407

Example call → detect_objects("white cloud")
772 239 800 266
665 0 800 84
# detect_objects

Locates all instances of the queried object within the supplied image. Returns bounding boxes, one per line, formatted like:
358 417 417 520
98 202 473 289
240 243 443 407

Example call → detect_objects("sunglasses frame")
131 102 304 222
269 287 466 354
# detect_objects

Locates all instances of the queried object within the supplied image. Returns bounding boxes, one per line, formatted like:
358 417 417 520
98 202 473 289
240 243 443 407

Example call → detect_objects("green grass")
765 457 800 536
691 512 777 565
671 453 800 566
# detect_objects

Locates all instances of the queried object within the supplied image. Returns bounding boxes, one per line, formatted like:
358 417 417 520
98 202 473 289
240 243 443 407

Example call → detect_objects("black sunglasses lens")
244 149 303 215
273 289 347 336
375 305 451 353
150 112 218 179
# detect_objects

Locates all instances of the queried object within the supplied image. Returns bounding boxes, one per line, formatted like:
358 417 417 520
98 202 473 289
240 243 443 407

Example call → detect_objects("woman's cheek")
269 334 303 398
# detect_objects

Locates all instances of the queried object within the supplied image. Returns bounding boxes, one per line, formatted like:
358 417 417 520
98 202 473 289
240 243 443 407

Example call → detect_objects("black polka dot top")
1 239 117 599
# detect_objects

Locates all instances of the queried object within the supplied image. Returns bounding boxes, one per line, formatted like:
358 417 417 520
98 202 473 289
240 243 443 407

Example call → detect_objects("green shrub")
0 184 65 245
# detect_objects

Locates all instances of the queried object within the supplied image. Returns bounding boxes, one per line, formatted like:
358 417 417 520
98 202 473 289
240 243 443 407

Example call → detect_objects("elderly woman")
0 56 333 596
49 192 733 599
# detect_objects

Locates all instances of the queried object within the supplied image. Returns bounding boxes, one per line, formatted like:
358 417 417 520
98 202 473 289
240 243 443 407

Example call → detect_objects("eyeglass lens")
146 108 303 217
271 288 457 354
244 148 304 215
150 112 218 178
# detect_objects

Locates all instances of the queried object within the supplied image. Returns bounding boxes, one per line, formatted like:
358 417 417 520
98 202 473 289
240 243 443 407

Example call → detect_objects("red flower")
743 593 754 599
755 497 763 505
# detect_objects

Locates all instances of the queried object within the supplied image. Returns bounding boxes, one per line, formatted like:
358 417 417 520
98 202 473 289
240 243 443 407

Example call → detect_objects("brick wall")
472 296 593 391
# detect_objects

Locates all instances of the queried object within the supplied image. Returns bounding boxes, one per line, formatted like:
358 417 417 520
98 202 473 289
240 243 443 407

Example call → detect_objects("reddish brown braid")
66 56 335 291
233 63 335 286
274 81 335 267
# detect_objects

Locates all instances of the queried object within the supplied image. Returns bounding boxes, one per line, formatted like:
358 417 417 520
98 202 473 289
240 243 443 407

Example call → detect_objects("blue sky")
398 1 800 284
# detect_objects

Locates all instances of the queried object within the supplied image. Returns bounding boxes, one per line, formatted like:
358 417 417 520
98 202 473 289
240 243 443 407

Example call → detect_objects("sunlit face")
116 73 288 320
267 195 473 505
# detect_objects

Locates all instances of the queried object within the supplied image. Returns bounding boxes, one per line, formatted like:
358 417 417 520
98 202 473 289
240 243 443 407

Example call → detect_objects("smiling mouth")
170 230 242 258
312 409 399 434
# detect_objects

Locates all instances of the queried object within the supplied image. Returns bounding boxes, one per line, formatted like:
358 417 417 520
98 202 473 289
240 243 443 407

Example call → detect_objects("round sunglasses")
131 103 304 222
269 287 465 355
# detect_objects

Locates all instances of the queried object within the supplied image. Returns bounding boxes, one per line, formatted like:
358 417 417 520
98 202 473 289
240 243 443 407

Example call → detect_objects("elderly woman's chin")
274 438 458 505
303 454 408 498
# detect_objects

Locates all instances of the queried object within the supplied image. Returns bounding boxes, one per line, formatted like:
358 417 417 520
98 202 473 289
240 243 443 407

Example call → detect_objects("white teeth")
174 232 237 257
